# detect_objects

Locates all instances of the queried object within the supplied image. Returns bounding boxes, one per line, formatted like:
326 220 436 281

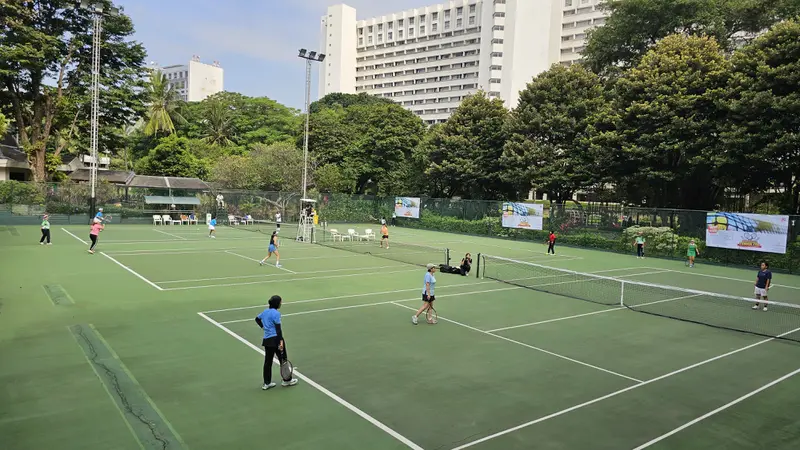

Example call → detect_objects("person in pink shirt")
88 220 104 254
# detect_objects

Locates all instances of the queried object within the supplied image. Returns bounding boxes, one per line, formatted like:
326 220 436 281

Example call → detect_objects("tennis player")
633 232 646 258
94 207 104 222
208 216 217 238
380 223 389 249
259 231 282 268
547 231 556 255
275 211 281 231
686 240 699 267
412 263 437 325
255 295 298 389
752 262 772 311
88 220 104 254
39 214 51 245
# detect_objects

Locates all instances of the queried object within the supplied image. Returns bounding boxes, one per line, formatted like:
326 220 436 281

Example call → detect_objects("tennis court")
2 223 800 449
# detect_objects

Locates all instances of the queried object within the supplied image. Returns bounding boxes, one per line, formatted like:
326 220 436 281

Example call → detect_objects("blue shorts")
268 244 276 253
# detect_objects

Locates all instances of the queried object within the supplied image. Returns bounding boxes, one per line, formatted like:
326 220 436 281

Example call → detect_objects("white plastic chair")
363 229 375 241
153 215 163 225
228 214 238 226
347 229 358 241
161 214 171 225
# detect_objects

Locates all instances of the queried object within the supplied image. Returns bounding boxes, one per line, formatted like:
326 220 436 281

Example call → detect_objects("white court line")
200 266 649 314
218 285 526 324
196 312 424 450
106 243 337 255
158 264 405 284
661 268 800 291
224 250 297 274
98 237 262 245
632 365 800 449
487 294 702 333
100 252 163 291
62 228 88 245
391 302 642 383
163 267 422 291
449 325 800 450
152 228 187 240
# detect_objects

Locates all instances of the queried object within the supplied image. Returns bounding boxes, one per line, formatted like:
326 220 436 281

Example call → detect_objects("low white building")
153 56 224 102
320 0 609 124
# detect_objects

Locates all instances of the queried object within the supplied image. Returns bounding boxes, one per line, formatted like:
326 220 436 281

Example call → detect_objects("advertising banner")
502 202 544 230
705 212 789 254
394 197 421 219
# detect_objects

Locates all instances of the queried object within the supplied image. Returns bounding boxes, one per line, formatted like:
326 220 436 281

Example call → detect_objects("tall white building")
156 56 224 102
320 0 609 124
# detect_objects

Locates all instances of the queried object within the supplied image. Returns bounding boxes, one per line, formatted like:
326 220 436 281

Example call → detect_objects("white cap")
426 263 436 270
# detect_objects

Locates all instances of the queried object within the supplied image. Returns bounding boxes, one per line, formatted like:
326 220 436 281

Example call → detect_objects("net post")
476 253 482 279
619 280 625 307
445 248 450 266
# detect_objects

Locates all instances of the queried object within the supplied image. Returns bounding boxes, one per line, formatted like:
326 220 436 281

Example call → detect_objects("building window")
359 28 364 35
388 22 393 30
399 19 404 26
398 29 403 38
388 31 393 40
469 4 476 13
368 25 373 32
368 36 373 44
420 14 425 22
469 16 475 25
432 23 438 32
457 7 463 16
445 9 451 19
445 21 450 29
378 24 383 32
420 25 425 34
457 18 463 27
359 37 364 45
409 27 414 36
409 17 414 24
378 34 383 43
565 0 573 6
494 12 506 17
432 12 438 20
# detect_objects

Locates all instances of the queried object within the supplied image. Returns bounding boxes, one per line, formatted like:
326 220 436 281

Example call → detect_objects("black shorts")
262 336 279 348
382 235 389 239
422 294 435 302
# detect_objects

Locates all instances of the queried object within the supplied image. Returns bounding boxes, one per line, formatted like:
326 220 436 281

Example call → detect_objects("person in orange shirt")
380 223 389 249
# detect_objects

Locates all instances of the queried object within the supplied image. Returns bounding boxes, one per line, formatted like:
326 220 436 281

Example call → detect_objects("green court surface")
1 223 800 450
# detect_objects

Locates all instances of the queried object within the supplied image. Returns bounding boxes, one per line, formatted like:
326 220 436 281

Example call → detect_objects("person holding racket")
87 219 104 254
547 230 556 255
259 231 282 268
255 295 298 389
412 263 437 325
380 223 389 249
752 262 772 312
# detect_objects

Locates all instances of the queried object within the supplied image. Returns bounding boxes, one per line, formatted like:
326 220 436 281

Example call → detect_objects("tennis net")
478 254 800 342
227 219 296 236
316 229 450 268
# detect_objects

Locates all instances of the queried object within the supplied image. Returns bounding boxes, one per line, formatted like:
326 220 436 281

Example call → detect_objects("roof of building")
0 134 28 163
128 175 210 190
68 169 135 184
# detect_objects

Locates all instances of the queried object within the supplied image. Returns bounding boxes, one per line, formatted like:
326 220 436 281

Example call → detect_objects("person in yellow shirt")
380 223 389 249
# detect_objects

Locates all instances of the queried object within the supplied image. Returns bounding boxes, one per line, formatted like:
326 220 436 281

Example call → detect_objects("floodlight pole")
77 2 117 220
298 49 325 200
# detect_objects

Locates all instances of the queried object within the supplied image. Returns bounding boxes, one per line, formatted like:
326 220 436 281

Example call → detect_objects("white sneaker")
412 315 418 325
259 260 264 266
281 379 298 387
262 382 276 390
763 306 768 312
40 242 44 245
276 263 282 268
752 305 759 310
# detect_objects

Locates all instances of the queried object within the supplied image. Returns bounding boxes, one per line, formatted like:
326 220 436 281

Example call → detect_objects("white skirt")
208 225 216 231
754 287 768 297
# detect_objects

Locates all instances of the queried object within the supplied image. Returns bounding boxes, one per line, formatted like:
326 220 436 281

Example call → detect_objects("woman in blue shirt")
412 264 437 325
255 295 297 389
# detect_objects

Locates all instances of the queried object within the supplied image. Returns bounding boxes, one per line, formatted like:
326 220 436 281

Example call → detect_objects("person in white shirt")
275 212 281 231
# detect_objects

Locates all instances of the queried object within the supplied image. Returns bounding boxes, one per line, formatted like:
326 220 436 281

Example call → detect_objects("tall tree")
135 134 208 178
596 34 730 208
201 98 234 146
423 92 513 199
212 142 303 192
0 0 146 180
143 70 185 136
308 100 424 195
502 64 610 203
583 0 800 73
0 112 7 136
309 92 395 114
723 20 800 213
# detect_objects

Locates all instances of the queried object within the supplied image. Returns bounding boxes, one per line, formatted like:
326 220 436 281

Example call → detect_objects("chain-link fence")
2 180 797 272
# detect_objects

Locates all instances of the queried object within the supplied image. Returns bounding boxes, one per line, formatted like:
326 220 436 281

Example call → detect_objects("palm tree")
202 99 235 146
143 70 186 136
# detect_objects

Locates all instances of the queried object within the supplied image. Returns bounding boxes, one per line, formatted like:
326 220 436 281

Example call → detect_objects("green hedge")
398 212 799 273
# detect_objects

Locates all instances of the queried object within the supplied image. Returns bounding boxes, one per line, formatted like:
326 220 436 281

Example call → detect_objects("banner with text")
395 197 421 219
706 212 790 254
502 202 544 230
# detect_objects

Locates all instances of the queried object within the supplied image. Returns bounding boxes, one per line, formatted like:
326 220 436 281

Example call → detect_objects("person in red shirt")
547 231 556 255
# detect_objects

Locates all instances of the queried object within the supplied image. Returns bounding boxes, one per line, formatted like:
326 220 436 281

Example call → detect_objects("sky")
117 0 436 110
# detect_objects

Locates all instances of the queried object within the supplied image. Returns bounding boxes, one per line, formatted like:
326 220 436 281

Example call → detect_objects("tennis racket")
426 305 438 324
278 347 293 381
